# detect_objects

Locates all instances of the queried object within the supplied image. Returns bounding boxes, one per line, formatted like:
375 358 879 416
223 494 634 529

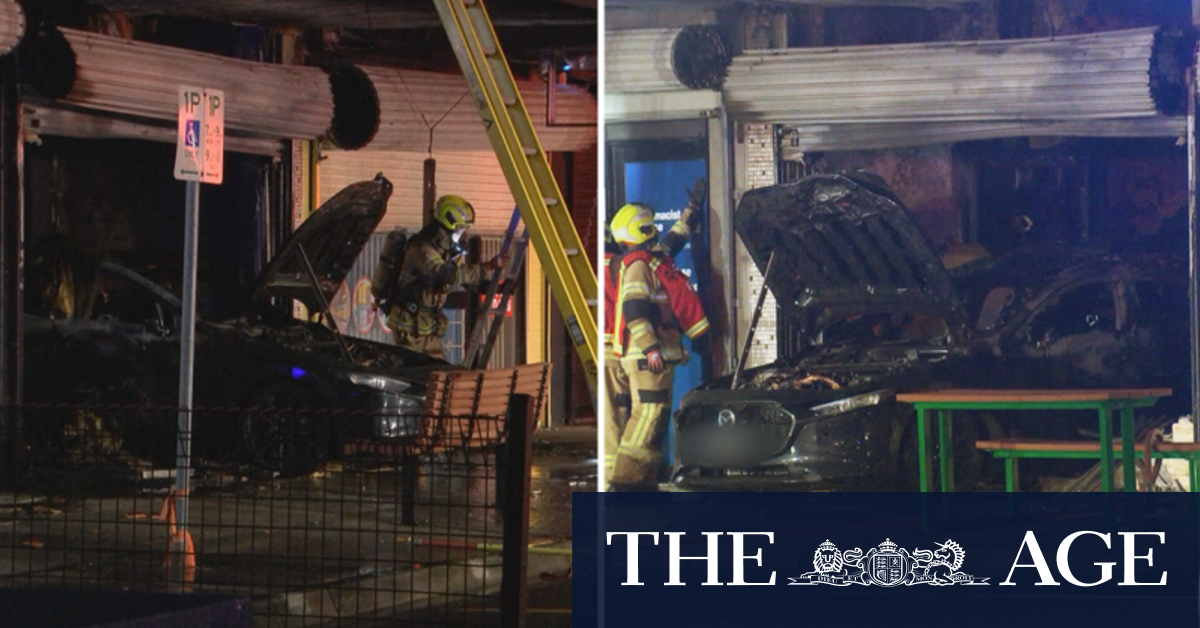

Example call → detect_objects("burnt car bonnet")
735 172 970 340
253 173 393 312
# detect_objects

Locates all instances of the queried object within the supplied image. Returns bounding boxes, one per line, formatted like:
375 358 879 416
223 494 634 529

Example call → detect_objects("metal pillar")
1190 65 1200 442
0 55 21 486
707 111 735 377
500 394 534 628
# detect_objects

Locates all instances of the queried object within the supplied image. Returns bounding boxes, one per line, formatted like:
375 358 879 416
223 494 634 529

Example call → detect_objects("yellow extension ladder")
433 0 598 401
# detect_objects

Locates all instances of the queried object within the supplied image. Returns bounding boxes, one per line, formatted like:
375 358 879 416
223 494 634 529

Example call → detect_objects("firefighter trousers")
392 332 445 360
605 356 674 488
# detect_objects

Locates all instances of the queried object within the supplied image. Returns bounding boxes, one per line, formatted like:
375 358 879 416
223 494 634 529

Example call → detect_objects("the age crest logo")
790 538 990 586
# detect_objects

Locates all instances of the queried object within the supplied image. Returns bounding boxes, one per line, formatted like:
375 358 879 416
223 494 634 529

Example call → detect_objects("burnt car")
672 172 1188 490
24 175 451 476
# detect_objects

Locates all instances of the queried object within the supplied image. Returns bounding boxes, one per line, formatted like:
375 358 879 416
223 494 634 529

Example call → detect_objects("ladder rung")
503 97 517 106
586 299 598 306
544 197 559 206
564 248 580 256
523 147 537 156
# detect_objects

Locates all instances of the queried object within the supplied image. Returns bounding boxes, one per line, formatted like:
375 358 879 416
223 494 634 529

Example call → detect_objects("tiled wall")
737 123 778 370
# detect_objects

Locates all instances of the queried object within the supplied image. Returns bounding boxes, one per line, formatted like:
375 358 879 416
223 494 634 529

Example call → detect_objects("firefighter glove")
645 348 665 374
485 254 510 272
685 177 707 212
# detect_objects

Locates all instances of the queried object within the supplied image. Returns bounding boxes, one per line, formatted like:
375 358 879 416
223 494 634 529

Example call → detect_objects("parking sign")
174 85 204 181
174 85 225 184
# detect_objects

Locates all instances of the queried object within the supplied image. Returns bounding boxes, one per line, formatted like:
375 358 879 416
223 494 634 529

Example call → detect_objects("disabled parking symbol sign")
184 119 200 147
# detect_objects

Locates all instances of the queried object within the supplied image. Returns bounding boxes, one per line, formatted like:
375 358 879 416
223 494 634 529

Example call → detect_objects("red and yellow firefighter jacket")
608 250 709 362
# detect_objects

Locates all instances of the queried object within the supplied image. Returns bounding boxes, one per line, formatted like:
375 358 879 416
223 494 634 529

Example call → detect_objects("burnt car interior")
675 134 1193 490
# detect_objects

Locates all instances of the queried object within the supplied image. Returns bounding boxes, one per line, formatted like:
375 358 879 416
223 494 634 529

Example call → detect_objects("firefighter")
605 186 709 491
383 195 506 359
603 180 706 484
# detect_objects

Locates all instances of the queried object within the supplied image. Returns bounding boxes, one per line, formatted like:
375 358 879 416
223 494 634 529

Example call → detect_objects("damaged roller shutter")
318 150 515 236
22 103 286 156
727 27 1195 125
781 116 1188 154
605 26 730 122
361 65 595 153
23 27 380 149
606 26 729 92
0 0 23 56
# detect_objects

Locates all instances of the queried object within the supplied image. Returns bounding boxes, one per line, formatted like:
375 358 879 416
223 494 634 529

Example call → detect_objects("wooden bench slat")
419 364 552 452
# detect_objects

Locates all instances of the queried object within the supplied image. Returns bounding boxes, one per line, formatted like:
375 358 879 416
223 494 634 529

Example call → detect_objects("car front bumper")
672 401 898 488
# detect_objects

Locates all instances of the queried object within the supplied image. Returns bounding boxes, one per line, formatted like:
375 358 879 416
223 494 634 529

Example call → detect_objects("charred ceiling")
26 0 596 73
84 0 596 30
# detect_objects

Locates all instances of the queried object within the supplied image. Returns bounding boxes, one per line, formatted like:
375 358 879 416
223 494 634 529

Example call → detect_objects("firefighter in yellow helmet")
384 195 507 359
605 188 710 490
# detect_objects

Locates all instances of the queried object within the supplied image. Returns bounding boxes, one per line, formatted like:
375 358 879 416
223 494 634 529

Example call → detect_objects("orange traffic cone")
157 489 195 584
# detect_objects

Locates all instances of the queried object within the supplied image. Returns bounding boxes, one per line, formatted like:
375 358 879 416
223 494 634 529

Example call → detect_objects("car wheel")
898 412 1005 491
242 382 332 477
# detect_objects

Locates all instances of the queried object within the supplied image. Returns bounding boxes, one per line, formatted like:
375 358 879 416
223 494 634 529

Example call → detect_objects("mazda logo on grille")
717 409 736 427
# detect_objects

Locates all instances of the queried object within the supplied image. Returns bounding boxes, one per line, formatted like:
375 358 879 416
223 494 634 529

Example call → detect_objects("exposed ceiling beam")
88 0 595 29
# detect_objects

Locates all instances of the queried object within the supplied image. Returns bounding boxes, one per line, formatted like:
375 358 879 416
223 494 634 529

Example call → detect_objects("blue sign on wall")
623 158 706 465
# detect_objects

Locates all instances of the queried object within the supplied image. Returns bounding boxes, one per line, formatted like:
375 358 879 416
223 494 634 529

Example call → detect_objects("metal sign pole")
174 178 200 546
169 85 222 585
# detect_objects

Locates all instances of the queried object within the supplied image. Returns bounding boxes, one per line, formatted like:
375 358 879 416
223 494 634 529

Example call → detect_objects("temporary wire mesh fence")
0 403 535 626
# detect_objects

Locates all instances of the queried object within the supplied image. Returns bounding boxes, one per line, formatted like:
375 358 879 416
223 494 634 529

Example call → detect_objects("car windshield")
818 311 949 344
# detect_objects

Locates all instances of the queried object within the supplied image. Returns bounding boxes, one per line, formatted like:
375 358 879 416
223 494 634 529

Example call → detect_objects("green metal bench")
897 389 1172 494
976 439 1200 492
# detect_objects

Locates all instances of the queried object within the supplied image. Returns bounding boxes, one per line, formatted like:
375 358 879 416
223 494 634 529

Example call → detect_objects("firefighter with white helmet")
381 194 507 359
605 186 710 490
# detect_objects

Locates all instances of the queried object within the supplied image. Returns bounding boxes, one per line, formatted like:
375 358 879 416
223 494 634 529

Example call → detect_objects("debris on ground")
1164 416 1193 491
1046 460 1185 492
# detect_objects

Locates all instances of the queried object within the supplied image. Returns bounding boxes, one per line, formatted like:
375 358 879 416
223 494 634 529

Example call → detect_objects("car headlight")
348 372 413 395
374 394 423 438
808 389 892 417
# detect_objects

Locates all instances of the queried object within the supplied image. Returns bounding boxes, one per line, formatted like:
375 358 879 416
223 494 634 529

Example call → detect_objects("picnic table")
895 389 1172 493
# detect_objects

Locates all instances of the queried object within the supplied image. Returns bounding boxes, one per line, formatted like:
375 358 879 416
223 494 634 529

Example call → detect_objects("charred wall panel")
22 139 269 321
